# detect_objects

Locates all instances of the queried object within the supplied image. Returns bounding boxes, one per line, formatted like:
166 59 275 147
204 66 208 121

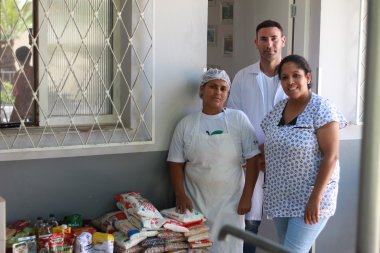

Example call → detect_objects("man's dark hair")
256 20 284 36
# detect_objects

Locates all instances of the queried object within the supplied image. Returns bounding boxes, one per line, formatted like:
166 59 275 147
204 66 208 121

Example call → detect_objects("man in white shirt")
227 20 287 253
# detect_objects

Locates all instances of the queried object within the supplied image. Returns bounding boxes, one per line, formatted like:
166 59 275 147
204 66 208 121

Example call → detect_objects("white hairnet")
200 68 231 87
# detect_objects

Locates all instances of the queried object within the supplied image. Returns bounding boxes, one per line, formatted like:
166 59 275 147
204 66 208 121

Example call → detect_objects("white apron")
184 112 245 253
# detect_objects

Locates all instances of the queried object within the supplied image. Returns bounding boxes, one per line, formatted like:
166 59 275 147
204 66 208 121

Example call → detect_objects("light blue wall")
1 139 361 253
0 151 173 223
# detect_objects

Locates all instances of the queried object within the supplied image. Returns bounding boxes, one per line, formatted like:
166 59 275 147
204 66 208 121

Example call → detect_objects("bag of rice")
163 219 189 233
164 241 189 251
113 231 146 250
92 211 127 233
160 208 205 226
184 224 209 237
187 232 210 243
189 239 213 249
116 192 163 219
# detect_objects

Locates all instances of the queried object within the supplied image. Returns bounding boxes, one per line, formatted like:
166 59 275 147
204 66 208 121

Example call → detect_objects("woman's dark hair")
277 54 312 89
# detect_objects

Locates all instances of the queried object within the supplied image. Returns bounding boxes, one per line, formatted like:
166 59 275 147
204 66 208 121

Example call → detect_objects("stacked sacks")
160 208 212 252
115 192 166 230
93 192 212 252
184 224 212 250
91 210 127 234
113 192 164 252
114 192 190 252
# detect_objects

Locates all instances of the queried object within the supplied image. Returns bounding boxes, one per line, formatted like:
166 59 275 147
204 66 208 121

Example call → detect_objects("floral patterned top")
261 93 347 219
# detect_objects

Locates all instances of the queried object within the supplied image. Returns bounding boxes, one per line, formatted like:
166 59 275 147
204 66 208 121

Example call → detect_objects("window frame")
0 0 155 158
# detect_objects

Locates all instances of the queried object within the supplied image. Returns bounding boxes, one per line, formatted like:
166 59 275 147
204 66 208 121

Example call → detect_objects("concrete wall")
0 151 172 222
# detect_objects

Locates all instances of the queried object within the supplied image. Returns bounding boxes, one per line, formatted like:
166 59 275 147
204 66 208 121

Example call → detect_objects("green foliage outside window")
1 81 15 105
0 0 33 41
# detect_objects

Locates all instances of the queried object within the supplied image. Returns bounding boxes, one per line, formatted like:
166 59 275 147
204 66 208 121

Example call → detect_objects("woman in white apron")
167 68 261 253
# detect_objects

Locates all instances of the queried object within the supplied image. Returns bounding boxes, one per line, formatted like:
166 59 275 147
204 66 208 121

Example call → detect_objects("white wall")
207 0 291 79
318 0 362 124
307 0 321 94
207 0 235 76
208 0 362 124
155 0 206 149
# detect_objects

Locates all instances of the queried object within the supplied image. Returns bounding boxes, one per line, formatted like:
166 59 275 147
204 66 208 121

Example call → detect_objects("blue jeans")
243 220 261 253
273 217 329 253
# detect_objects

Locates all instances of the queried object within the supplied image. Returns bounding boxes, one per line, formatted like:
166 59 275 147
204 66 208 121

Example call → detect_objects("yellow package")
92 232 114 253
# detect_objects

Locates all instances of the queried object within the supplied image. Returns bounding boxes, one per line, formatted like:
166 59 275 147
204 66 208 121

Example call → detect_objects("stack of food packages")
5 192 212 253
92 191 213 253
5 217 115 253
5 220 37 253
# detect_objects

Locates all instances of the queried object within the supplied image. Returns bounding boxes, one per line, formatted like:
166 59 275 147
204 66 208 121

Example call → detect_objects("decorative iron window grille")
0 0 153 151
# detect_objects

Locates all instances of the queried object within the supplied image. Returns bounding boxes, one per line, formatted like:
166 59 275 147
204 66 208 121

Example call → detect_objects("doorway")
207 0 310 79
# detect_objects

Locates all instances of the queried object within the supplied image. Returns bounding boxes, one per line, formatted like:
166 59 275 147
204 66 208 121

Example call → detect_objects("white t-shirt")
262 73 278 115
167 108 260 163
227 61 287 220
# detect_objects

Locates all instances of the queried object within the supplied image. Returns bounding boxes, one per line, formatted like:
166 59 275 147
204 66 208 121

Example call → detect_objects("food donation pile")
5 192 212 253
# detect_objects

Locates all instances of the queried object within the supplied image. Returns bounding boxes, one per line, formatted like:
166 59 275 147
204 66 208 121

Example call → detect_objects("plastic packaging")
187 232 210 243
47 214 59 228
52 224 71 235
157 231 184 240
140 237 165 248
113 231 146 250
184 224 209 237
92 232 114 253
189 239 213 249
160 208 205 225
17 235 37 253
163 220 189 233
33 217 44 237
38 222 51 237
74 232 93 253
116 192 163 219
164 241 189 251
142 245 165 253
63 214 83 228
49 233 64 252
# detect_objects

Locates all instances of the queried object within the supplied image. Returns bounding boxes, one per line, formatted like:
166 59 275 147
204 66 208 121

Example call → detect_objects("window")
0 0 153 151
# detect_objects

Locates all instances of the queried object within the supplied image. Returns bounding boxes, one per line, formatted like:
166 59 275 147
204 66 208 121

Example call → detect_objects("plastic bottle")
61 224 71 234
47 213 59 228
33 217 44 237
38 221 51 236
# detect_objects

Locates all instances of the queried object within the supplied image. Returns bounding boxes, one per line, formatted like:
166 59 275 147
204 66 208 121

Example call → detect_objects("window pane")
46 0 112 116
0 0 34 125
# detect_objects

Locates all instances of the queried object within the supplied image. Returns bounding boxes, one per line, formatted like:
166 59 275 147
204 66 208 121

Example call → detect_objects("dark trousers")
243 219 261 253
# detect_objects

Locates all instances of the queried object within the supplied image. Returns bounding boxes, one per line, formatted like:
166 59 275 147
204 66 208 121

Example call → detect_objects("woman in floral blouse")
261 54 347 253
